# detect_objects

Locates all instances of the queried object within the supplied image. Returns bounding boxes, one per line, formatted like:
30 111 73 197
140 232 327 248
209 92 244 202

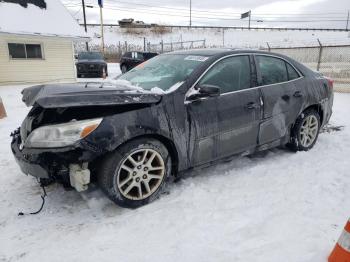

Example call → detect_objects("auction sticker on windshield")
184 56 209 62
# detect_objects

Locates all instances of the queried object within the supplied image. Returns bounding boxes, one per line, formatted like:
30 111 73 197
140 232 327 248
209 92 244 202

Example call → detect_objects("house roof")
0 0 89 40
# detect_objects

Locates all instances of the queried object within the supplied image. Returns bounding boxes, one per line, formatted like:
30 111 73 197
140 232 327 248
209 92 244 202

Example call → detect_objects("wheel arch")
302 103 324 125
114 133 179 177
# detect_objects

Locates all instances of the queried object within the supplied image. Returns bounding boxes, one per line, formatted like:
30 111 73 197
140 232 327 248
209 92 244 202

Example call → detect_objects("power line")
63 0 347 18
101 0 346 16
65 4 349 23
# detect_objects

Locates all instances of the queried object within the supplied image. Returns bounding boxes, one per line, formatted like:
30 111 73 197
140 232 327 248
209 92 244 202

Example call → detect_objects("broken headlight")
24 118 103 148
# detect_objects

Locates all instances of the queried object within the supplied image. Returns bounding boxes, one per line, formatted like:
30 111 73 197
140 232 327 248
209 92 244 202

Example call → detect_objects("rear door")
255 55 304 145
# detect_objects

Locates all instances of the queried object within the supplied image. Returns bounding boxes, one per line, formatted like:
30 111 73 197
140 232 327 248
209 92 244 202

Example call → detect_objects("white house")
0 0 88 85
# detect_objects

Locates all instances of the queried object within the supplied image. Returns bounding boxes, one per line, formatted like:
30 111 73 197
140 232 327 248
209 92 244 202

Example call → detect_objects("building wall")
0 34 76 85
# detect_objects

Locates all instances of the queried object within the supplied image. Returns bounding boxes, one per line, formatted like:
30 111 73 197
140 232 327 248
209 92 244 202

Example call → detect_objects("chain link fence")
263 44 350 92
147 39 206 53
75 39 350 92
75 39 206 61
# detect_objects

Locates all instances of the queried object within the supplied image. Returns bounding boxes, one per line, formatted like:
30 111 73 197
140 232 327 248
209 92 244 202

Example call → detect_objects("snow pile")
0 79 350 261
0 0 87 39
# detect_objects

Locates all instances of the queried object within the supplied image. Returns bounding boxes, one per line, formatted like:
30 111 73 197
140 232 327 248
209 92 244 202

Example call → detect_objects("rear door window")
123 52 132 58
256 56 288 85
286 62 300 80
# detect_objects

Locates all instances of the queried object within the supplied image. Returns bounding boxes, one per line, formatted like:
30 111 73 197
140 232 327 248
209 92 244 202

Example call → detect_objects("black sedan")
120 51 158 73
11 49 333 208
76 51 108 78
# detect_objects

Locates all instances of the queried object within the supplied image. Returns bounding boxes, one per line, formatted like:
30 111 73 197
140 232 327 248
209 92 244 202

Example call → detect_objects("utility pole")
189 0 192 27
248 10 251 30
346 10 349 31
81 0 88 51
98 0 105 54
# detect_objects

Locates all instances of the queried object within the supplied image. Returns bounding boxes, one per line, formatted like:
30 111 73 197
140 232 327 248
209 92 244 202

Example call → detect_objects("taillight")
325 77 334 89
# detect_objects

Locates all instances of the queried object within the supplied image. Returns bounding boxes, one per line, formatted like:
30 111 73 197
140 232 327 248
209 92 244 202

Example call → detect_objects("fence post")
125 41 128 52
147 42 150 52
203 39 206 48
266 42 271 52
317 38 323 71
143 37 146 51
160 40 164 53
222 28 225 47
170 41 173 51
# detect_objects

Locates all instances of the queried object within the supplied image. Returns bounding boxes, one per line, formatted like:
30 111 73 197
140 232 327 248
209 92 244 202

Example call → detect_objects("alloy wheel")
299 115 319 148
116 149 165 200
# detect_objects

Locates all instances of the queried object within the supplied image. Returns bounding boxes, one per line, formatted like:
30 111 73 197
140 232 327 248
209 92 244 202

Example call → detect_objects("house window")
8 43 43 59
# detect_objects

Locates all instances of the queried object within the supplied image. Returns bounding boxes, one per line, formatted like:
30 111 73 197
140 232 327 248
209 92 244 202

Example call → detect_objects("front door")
186 55 261 165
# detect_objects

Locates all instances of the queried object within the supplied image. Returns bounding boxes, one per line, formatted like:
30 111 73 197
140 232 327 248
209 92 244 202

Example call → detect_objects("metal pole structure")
222 28 225 47
248 10 251 30
317 38 323 71
346 10 349 31
266 42 271 51
82 0 88 51
189 0 192 27
99 6 105 54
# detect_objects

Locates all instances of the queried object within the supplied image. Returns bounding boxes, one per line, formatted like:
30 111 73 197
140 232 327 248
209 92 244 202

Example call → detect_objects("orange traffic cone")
329 218 350 262
0 96 7 119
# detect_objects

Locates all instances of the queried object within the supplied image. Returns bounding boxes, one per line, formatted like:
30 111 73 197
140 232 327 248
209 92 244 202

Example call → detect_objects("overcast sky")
62 0 350 29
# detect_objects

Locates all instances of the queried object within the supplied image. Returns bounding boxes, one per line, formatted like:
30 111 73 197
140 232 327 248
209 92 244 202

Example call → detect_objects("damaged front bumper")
11 129 103 190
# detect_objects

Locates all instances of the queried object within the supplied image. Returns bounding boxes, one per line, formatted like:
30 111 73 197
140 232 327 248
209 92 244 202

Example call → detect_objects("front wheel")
98 138 171 208
288 109 321 151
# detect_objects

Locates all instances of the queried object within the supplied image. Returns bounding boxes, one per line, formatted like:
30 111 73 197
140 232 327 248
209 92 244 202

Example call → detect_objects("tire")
98 138 172 208
121 64 128 74
288 109 321 151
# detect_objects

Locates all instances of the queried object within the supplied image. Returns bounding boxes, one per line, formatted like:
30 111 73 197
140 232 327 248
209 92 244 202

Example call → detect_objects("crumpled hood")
21 82 162 108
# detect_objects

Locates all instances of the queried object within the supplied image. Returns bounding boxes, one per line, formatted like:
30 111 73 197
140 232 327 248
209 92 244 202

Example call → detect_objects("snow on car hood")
21 82 162 108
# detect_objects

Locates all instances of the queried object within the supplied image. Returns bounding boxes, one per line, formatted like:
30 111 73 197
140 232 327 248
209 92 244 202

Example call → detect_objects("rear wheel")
98 138 171 208
288 109 320 151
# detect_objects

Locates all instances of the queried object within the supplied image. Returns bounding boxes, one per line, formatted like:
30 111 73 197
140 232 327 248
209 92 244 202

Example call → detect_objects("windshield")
78 52 103 60
116 54 209 92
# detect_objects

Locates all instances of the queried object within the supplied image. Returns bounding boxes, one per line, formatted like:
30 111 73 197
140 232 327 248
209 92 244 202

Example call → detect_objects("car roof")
169 48 233 56
166 48 285 57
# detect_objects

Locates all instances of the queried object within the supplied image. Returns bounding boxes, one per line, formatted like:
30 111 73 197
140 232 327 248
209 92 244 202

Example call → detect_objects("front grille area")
78 64 103 72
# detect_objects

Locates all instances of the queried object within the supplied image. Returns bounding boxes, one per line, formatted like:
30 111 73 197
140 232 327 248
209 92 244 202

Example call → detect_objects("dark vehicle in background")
11 49 333 209
76 51 108 78
120 51 158 73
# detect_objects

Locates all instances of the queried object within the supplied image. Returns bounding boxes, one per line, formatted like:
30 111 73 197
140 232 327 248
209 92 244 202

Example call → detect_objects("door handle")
293 91 303 98
245 102 258 110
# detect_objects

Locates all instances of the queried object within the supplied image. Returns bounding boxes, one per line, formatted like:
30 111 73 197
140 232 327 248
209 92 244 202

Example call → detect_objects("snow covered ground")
85 25 350 49
0 65 350 261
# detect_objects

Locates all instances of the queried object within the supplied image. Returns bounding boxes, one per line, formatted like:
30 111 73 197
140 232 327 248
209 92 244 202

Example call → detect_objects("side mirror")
187 84 220 101
199 84 220 97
